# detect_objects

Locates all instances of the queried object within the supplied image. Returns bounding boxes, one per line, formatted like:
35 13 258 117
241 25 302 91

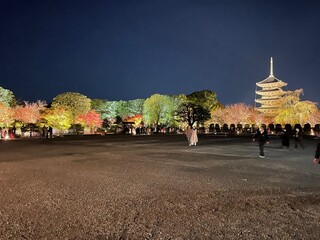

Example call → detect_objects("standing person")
294 128 304 149
48 126 53 138
185 126 193 146
190 128 198 146
42 125 48 138
314 138 320 164
281 129 290 149
253 126 270 158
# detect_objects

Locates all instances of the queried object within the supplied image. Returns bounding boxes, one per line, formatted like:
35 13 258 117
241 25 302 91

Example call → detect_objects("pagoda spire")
269 57 274 77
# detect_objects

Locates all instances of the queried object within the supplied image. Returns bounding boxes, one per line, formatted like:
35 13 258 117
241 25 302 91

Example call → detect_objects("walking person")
294 128 304 149
253 126 270 158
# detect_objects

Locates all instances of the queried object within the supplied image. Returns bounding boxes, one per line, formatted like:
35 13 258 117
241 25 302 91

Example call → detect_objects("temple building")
255 57 287 117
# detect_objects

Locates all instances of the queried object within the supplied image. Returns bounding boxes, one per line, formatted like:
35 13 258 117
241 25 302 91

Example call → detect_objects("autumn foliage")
0 103 14 127
124 114 143 126
14 101 46 125
77 110 103 132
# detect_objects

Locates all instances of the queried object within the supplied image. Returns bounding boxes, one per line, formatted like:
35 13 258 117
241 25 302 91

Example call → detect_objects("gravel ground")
0 134 320 239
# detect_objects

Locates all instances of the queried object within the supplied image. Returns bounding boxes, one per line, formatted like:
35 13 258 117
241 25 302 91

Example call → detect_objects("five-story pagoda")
255 57 287 117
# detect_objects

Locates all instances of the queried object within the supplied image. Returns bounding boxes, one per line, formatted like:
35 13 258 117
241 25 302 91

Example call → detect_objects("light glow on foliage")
209 103 268 126
52 92 91 121
14 101 46 124
124 114 143 127
42 107 73 131
274 89 318 126
77 110 103 130
0 103 14 127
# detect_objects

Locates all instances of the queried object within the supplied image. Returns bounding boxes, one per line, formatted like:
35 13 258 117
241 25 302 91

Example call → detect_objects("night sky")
1 0 319 105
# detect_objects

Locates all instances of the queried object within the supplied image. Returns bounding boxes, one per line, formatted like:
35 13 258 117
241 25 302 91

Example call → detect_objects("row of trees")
0 86 319 136
211 90 319 127
0 88 102 135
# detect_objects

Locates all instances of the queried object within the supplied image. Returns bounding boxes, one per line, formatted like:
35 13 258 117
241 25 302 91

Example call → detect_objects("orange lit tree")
77 110 103 134
124 114 143 127
14 101 46 125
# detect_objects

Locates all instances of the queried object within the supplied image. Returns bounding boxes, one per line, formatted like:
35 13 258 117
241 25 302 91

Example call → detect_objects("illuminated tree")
52 92 91 122
91 99 110 120
274 89 318 125
41 107 73 131
116 99 145 119
176 92 212 127
127 99 145 116
143 94 177 127
0 86 16 107
0 103 14 127
176 102 211 127
77 110 103 133
187 90 219 111
116 100 130 119
14 101 46 125
308 110 320 127
103 101 118 123
209 104 267 128
124 114 143 127
223 103 252 125
209 106 225 126
249 108 268 127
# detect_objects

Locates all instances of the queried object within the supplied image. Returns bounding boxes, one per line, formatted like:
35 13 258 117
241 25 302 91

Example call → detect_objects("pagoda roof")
255 98 280 104
255 107 279 115
256 76 287 88
255 88 285 96
256 57 287 88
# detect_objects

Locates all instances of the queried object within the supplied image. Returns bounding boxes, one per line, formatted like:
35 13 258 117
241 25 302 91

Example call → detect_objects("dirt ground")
0 134 320 239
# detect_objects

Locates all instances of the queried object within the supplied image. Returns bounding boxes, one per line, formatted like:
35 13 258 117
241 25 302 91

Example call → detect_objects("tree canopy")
187 90 219 111
143 94 177 127
0 86 16 107
274 89 318 125
52 92 91 121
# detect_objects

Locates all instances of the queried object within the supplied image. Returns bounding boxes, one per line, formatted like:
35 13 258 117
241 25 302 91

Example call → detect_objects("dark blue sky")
1 0 319 105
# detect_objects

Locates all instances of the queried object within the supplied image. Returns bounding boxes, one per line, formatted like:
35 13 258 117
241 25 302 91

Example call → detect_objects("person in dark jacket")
253 126 270 158
281 129 290 149
314 139 320 164
294 128 304 149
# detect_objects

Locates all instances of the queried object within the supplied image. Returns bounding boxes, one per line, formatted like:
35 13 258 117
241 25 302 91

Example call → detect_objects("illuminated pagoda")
255 57 287 117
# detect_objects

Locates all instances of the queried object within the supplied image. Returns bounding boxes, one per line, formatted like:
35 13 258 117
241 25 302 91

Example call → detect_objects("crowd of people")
185 125 319 165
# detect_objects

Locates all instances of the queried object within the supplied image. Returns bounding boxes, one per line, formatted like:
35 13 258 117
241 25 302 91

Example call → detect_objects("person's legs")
259 143 265 158
299 140 304 149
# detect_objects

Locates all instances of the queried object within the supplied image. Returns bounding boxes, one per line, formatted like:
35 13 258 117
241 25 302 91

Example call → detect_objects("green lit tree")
52 92 91 122
187 90 219 111
91 99 110 120
176 90 218 127
0 86 16 107
127 99 145 116
143 94 177 127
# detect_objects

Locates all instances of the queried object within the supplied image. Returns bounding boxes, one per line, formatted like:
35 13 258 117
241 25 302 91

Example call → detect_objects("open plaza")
0 134 319 239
